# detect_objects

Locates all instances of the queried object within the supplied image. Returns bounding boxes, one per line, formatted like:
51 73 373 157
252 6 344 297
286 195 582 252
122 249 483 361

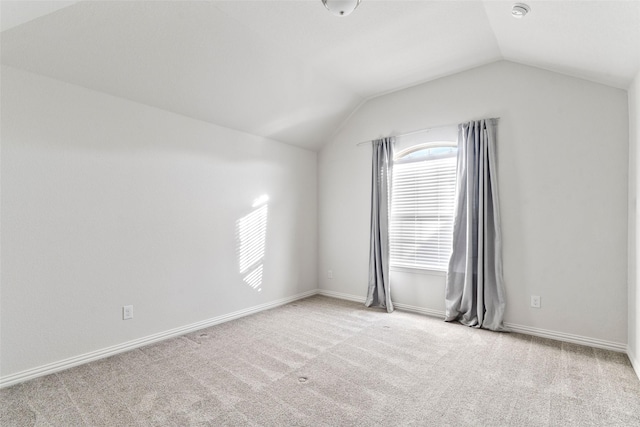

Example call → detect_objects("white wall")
1 66 317 377
319 61 629 345
630 69 640 376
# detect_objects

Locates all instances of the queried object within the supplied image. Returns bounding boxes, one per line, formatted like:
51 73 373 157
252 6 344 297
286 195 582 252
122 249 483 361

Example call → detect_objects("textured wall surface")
319 61 629 344
1 66 318 377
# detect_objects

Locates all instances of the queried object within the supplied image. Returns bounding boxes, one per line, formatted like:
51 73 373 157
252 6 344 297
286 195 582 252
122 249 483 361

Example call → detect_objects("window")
390 142 457 271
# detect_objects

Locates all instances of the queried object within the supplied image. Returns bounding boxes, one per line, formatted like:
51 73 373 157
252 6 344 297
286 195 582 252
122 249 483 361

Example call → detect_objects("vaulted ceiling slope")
2 1 639 150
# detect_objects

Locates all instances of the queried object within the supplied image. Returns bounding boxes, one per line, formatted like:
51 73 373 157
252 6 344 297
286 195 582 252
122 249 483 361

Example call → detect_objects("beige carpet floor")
1 295 639 426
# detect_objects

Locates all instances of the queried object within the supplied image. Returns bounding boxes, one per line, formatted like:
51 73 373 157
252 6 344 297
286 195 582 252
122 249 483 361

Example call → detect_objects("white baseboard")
318 289 628 354
504 322 627 353
628 347 640 380
317 289 366 303
393 302 446 319
0 289 318 389
318 289 445 318
3 289 634 388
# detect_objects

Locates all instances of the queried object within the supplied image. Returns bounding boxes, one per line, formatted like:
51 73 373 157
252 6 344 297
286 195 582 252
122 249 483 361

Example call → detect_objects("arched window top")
394 141 457 164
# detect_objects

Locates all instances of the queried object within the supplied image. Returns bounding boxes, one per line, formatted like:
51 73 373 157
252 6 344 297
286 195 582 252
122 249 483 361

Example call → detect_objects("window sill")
390 266 446 277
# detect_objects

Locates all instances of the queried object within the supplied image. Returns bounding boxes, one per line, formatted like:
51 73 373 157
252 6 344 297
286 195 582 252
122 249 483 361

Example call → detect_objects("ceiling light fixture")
511 3 530 19
321 0 361 17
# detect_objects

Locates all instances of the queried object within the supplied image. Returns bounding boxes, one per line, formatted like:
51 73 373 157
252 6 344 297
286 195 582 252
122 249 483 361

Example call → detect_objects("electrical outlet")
123 305 134 320
530 295 541 309
328 270 333 279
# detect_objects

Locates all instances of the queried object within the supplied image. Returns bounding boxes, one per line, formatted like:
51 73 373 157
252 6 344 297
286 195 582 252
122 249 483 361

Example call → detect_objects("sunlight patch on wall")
236 195 269 291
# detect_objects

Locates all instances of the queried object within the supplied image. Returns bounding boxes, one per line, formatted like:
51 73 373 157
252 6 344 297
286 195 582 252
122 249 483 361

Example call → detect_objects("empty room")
1 0 640 425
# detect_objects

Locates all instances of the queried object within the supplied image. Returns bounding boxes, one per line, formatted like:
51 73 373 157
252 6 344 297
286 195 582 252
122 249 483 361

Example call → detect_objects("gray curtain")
445 119 506 331
365 137 394 313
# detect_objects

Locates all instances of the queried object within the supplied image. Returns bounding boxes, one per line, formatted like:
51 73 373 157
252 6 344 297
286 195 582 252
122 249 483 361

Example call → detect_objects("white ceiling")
0 0 78 31
2 1 639 150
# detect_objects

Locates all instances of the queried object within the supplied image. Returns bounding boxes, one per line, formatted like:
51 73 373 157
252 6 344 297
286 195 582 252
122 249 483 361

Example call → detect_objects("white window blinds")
390 146 457 271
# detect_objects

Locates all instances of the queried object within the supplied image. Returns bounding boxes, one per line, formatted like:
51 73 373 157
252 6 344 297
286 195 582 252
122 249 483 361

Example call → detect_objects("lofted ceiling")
1 1 639 150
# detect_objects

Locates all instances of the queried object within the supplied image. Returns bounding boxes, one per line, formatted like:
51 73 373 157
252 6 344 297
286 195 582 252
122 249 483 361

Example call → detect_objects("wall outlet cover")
123 305 134 320
530 295 541 309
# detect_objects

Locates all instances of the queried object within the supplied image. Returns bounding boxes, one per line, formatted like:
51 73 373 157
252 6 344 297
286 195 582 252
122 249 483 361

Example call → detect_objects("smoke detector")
512 3 530 19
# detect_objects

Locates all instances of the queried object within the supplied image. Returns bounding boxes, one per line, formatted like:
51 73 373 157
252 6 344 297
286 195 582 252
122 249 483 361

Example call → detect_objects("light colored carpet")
1 295 639 426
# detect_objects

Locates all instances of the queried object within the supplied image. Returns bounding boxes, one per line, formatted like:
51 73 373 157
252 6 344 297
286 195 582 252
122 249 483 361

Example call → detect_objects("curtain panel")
445 119 506 331
365 137 395 313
